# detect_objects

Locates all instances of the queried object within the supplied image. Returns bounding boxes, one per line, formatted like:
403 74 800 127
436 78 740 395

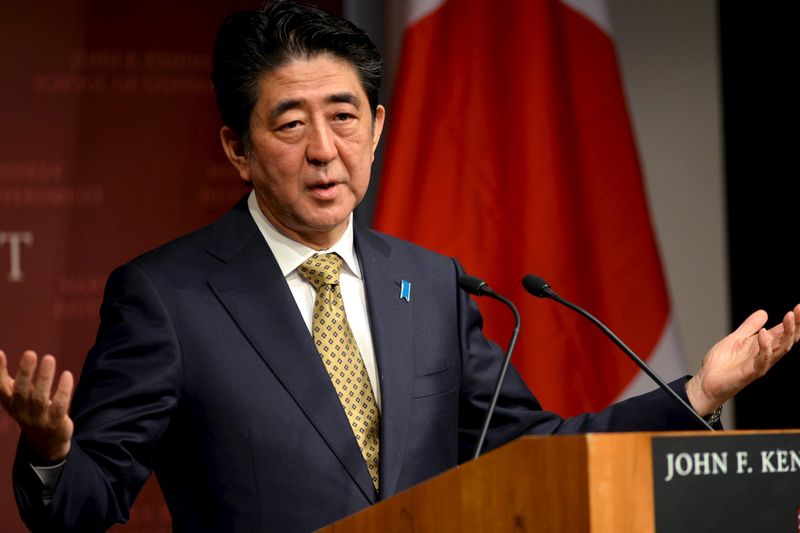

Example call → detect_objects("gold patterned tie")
298 253 380 490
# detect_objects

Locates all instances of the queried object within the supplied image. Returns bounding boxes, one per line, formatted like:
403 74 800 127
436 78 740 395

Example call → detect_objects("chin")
309 219 349 233
308 206 354 226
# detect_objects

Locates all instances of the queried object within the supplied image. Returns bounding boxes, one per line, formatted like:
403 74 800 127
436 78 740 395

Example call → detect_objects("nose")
306 122 337 166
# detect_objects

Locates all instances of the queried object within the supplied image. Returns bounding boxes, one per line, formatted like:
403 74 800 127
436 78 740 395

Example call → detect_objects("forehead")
254 53 367 112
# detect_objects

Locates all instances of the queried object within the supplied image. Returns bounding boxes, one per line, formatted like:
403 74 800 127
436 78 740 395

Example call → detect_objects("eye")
333 113 354 122
278 120 302 131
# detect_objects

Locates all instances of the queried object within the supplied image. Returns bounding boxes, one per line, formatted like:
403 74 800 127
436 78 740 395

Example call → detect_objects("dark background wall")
720 2 800 428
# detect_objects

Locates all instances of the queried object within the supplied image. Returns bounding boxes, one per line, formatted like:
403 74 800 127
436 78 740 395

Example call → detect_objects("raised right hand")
0 350 74 463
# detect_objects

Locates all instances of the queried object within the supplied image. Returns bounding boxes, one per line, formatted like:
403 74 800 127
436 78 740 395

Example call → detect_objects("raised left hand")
0 350 74 462
686 304 800 416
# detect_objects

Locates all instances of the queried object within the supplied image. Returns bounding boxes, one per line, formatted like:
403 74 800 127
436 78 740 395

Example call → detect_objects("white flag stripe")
405 0 445 26
561 0 612 35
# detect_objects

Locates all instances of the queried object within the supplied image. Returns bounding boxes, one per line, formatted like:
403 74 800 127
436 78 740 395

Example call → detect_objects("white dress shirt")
247 192 381 409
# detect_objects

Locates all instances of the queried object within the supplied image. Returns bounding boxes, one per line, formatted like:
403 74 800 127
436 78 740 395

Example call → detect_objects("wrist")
685 374 720 417
22 435 70 466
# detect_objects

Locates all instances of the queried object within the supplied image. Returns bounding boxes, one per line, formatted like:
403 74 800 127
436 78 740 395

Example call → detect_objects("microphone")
521 274 714 431
458 274 522 458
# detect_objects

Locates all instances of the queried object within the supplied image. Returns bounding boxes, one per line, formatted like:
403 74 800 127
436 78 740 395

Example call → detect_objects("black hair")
211 0 382 150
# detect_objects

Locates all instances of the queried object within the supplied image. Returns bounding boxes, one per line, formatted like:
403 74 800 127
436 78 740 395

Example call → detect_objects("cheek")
350 170 370 193
251 135 303 170
250 152 303 191
342 137 377 174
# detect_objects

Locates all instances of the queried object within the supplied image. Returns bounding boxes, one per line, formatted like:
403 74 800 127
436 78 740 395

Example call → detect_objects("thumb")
734 310 769 337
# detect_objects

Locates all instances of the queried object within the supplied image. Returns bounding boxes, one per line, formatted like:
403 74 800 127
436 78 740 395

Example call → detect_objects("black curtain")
720 2 800 428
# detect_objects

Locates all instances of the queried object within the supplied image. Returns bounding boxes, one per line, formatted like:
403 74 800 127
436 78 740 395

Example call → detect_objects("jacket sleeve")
13 262 182 533
453 258 706 463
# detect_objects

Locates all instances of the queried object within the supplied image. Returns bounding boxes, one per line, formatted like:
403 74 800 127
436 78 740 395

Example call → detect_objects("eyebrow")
269 92 362 122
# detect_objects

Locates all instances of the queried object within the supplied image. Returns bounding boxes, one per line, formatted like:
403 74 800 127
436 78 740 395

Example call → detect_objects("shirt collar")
247 191 361 279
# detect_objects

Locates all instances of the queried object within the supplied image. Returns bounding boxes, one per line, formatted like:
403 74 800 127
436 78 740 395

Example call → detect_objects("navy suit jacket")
14 198 702 532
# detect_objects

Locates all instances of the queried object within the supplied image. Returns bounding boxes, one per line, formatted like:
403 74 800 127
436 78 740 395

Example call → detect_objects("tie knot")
298 253 344 289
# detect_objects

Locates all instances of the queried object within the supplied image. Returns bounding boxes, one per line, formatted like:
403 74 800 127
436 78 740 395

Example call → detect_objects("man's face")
222 53 385 249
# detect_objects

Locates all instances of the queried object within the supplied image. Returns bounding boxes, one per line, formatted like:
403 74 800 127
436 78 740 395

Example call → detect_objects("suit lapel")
355 228 415 499
205 202 377 503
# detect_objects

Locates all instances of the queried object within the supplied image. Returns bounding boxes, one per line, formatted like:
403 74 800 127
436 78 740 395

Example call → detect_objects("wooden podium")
318 431 800 532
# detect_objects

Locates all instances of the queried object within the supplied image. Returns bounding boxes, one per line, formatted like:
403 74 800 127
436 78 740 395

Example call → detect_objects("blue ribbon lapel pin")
400 279 411 302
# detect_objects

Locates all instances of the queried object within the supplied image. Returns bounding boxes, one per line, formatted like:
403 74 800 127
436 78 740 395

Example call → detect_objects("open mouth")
307 181 340 199
310 182 337 190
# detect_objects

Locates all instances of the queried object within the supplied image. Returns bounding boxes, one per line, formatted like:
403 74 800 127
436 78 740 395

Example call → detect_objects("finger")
781 311 796 350
755 328 773 375
30 354 57 418
767 311 796 356
48 370 74 425
11 351 38 402
735 310 769 337
0 350 12 405
794 304 800 344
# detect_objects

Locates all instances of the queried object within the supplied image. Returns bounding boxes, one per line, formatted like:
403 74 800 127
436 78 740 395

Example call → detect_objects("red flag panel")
375 0 673 415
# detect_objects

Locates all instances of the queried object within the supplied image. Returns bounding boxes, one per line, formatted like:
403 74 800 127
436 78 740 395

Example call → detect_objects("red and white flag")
374 0 685 416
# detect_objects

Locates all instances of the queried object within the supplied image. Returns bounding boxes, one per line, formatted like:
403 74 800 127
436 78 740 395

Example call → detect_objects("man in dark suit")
2 2 799 532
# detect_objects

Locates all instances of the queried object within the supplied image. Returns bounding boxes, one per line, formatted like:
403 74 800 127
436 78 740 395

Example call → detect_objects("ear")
371 105 386 158
220 126 251 183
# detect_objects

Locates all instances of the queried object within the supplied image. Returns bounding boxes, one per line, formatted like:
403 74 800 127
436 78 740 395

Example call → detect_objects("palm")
687 306 800 415
0 350 74 462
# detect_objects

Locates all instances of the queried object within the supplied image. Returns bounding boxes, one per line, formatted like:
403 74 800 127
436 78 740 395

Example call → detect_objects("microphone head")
458 274 492 296
522 274 552 298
